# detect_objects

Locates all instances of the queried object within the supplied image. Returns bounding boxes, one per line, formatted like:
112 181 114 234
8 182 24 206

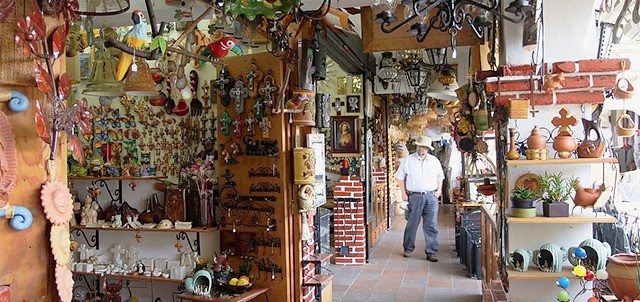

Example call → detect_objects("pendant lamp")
82 40 124 97
124 58 158 97
76 0 130 16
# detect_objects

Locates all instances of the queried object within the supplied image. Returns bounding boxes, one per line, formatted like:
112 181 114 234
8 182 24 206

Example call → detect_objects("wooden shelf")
506 158 618 167
303 274 333 286
302 253 333 264
507 266 580 280
72 270 184 284
71 225 216 233
68 176 168 181
507 213 616 224
175 287 270 302
601 295 640 301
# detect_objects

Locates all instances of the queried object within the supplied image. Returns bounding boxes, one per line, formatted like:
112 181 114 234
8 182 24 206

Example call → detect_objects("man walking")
395 136 444 262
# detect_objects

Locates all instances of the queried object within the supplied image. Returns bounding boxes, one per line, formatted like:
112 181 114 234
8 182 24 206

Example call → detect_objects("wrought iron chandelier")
372 0 532 57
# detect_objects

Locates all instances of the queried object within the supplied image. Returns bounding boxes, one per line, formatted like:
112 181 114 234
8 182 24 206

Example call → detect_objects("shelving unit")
71 225 214 254
506 158 618 166
72 270 186 284
506 266 583 280
69 176 167 206
506 214 617 224
302 253 333 301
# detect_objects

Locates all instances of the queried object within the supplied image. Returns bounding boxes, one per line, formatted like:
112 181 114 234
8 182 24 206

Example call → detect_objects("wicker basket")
615 114 636 137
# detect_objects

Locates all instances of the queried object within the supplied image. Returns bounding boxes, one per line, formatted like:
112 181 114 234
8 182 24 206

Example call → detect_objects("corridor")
327 204 483 302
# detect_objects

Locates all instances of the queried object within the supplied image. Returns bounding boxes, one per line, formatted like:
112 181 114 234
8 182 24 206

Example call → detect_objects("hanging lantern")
82 40 124 96
124 58 158 97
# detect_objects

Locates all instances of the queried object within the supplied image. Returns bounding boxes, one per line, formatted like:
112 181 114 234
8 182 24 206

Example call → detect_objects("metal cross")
334 98 344 116
259 117 271 138
229 80 249 114
245 61 263 98
245 113 257 135
254 98 266 119
259 74 279 108
232 115 244 139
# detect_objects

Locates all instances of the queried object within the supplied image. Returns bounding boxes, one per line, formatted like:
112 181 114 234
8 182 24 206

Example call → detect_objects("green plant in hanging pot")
540 172 578 217
510 186 538 218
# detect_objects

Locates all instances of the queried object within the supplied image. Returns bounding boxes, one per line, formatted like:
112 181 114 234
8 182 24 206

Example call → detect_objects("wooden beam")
360 6 483 53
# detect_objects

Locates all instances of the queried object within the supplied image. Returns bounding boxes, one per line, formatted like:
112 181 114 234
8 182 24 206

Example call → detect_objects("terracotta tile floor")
327 204 483 302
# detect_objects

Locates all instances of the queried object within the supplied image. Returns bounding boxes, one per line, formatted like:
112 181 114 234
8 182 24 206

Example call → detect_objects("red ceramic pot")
607 253 640 302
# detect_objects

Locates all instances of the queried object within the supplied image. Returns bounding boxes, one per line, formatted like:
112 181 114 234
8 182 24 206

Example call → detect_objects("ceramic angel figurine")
80 196 92 225
88 202 99 225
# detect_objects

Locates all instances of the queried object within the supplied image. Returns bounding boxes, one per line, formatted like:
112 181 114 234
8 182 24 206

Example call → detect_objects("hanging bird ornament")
116 10 148 81
202 35 243 60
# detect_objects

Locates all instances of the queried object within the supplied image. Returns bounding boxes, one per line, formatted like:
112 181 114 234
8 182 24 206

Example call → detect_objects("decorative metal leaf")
34 61 53 95
35 100 51 144
51 26 66 59
30 9 45 40
67 134 84 166
57 73 71 100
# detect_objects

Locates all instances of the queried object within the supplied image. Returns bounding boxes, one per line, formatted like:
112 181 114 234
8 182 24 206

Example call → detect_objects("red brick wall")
485 58 630 107
333 176 366 265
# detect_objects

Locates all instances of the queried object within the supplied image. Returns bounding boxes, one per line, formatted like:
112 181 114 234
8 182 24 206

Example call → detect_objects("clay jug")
606 253 640 301
552 130 578 159
507 128 520 160
577 118 605 158
138 198 154 224
527 126 546 150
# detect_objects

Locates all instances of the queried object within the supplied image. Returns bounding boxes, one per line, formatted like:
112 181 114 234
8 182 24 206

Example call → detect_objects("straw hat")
415 136 434 150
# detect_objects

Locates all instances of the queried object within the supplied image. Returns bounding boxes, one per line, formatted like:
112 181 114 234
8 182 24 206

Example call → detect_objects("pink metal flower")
14 9 45 57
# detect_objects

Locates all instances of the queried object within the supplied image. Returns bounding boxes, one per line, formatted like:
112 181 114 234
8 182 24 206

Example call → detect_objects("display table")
176 287 270 302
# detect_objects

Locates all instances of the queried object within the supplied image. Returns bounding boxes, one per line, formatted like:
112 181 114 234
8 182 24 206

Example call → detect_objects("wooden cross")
259 74 279 107
260 117 271 138
215 67 232 99
334 98 344 115
254 98 266 119
219 111 232 136
551 108 577 134
245 113 257 135
232 115 244 139
229 80 249 114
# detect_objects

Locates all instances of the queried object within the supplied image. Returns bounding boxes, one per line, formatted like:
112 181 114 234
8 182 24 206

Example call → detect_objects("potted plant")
539 172 578 217
511 186 537 217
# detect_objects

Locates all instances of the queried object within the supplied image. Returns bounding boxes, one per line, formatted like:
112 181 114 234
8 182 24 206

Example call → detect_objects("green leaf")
150 36 167 54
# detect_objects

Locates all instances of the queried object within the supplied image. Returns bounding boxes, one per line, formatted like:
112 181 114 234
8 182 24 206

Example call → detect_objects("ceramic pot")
552 131 578 159
507 128 520 160
532 243 567 273
568 238 611 271
527 126 546 150
577 118 605 158
606 253 640 302
543 202 569 217
510 248 532 272
512 198 535 208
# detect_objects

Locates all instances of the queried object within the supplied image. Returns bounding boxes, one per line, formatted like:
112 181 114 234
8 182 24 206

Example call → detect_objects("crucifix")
232 115 244 139
260 117 272 138
334 98 344 116
245 61 263 98
245 113 257 135
259 74 279 108
254 98 266 119
229 79 249 114
219 111 232 136
110 244 125 266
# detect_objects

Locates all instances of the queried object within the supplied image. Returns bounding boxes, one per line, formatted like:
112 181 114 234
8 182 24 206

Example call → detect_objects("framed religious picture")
331 116 359 154
346 95 360 113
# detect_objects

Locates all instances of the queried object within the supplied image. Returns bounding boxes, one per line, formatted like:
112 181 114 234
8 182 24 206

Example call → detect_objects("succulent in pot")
539 172 578 217
511 187 536 208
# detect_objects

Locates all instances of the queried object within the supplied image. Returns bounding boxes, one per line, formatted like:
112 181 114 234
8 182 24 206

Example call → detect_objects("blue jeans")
403 192 439 256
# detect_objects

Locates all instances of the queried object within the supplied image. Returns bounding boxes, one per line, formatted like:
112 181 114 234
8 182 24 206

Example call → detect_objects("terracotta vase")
577 118 605 158
527 126 546 150
552 131 578 159
507 128 520 160
606 253 640 302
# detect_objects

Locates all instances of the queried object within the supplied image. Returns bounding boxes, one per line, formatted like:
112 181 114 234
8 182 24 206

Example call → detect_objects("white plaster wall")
502 0 601 65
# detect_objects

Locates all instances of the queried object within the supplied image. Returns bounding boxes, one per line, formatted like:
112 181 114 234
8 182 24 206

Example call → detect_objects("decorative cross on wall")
260 117 271 138
232 115 244 139
245 61 263 98
551 107 577 134
245 113 257 135
229 80 249 114
220 111 232 136
334 98 345 116
259 74 279 107
254 98 266 119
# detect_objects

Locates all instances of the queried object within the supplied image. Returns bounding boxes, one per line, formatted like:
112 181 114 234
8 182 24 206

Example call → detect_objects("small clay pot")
527 126 546 150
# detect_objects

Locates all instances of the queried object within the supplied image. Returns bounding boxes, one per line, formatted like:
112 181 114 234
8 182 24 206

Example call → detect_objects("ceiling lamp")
426 67 459 101
377 52 399 83
373 0 531 56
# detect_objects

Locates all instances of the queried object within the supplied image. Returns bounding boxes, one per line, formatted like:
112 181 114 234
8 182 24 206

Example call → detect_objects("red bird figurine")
202 36 243 60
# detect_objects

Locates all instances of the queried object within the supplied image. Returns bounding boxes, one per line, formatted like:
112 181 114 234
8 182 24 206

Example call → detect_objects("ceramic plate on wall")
515 173 543 197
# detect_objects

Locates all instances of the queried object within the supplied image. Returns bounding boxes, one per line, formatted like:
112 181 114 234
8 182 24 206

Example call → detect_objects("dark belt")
407 190 436 195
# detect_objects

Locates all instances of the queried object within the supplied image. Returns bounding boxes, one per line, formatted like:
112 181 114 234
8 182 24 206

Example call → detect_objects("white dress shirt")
395 152 444 192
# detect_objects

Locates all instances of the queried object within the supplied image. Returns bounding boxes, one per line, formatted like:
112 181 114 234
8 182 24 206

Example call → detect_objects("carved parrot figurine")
202 36 243 60
116 10 148 81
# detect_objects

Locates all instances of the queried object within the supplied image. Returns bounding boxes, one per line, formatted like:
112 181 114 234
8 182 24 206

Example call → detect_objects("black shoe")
426 255 438 262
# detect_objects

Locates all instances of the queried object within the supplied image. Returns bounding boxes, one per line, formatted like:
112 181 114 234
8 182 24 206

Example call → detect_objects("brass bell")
82 40 124 96
124 58 158 97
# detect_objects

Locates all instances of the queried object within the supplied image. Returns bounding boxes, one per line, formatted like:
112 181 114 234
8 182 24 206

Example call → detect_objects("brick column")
302 213 316 302
333 176 365 265
372 169 387 185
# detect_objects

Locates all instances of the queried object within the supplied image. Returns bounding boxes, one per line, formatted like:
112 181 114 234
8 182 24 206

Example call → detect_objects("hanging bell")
82 40 124 96
124 58 158 97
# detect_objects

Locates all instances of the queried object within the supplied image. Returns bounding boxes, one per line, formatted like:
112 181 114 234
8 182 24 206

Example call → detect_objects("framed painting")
332 116 359 154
